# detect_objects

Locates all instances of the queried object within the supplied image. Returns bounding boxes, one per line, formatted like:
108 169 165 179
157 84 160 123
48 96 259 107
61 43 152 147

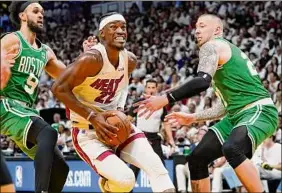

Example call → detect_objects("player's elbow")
197 72 212 89
51 81 66 98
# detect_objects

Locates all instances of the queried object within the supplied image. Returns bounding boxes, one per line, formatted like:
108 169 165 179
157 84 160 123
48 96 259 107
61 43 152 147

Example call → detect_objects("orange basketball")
104 110 132 147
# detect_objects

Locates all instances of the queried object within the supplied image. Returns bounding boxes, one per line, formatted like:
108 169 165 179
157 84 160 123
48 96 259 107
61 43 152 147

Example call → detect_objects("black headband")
19 1 38 12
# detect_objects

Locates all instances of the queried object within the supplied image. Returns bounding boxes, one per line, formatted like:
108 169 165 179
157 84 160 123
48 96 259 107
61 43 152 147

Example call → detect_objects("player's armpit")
51 50 103 120
197 41 219 77
127 51 137 75
193 99 226 122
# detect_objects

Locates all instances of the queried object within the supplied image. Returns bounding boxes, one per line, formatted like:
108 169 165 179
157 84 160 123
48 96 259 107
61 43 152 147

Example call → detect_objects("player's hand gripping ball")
103 110 132 147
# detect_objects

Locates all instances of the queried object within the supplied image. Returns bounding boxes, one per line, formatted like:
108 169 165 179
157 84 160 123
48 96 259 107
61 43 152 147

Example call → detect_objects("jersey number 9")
25 73 39 95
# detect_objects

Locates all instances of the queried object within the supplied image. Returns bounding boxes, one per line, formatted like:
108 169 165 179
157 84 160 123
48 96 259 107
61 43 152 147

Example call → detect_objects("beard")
27 19 44 34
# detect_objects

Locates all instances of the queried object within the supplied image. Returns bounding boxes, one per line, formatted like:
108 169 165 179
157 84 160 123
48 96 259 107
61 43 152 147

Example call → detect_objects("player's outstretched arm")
44 46 66 79
165 99 226 127
51 50 118 142
166 41 219 102
134 41 220 119
193 98 226 122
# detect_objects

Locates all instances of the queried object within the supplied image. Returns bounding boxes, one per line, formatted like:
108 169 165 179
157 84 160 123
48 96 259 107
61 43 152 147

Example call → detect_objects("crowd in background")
2 1 281 154
1 1 281 191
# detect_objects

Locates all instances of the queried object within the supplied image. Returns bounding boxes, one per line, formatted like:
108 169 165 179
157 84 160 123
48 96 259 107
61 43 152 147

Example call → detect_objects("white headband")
99 14 126 30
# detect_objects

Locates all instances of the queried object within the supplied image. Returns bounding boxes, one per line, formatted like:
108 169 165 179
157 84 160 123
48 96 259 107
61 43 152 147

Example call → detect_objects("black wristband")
166 92 176 104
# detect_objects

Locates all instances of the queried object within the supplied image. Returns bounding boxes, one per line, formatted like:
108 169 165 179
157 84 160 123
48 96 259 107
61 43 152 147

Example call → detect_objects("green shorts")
210 104 278 153
0 98 40 159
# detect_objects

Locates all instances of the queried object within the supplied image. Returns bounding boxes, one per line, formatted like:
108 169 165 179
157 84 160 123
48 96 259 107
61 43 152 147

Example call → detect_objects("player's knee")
114 168 135 192
222 141 246 168
222 141 238 159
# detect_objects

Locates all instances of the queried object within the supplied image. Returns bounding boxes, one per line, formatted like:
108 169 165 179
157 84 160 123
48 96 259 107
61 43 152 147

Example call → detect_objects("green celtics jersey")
0 31 48 107
212 37 270 116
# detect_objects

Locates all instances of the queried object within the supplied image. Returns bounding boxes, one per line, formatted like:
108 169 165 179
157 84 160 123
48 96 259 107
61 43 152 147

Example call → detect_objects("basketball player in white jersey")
52 12 175 193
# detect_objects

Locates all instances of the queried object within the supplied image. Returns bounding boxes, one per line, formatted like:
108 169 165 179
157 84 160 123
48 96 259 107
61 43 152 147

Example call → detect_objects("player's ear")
100 30 105 39
19 12 27 22
215 26 221 36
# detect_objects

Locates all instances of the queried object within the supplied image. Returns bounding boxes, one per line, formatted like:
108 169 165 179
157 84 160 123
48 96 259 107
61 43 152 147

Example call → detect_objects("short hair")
9 2 39 29
145 79 158 87
199 14 224 30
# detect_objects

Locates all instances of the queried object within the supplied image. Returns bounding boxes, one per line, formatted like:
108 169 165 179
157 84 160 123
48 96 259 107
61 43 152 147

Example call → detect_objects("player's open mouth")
114 36 125 43
38 21 43 25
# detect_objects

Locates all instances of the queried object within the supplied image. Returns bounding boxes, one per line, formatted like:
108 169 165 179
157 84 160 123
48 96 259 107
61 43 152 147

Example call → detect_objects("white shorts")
71 124 145 174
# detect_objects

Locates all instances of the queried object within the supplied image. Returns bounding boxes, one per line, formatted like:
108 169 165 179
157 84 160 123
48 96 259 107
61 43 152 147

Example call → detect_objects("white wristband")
86 111 95 121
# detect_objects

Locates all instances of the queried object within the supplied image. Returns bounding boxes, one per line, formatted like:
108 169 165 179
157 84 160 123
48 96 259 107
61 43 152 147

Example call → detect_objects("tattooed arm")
165 41 219 103
133 41 221 119
197 41 219 76
194 99 226 122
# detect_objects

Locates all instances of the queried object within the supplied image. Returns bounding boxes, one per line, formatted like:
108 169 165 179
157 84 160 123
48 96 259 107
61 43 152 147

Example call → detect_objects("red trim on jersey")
65 108 70 120
97 151 114 161
72 128 114 174
116 133 146 157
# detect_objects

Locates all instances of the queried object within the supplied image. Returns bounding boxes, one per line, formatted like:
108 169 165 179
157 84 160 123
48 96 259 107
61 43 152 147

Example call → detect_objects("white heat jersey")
70 43 129 128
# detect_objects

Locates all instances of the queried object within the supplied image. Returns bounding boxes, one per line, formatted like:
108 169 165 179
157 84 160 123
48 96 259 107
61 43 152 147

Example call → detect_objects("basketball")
104 110 132 147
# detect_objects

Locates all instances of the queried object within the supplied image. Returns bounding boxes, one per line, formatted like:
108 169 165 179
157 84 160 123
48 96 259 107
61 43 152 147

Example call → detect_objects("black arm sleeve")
167 72 212 103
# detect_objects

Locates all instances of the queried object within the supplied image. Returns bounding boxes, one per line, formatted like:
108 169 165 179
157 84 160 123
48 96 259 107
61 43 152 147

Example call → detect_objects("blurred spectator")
256 136 282 182
211 157 228 192
62 137 75 154
51 113 65 131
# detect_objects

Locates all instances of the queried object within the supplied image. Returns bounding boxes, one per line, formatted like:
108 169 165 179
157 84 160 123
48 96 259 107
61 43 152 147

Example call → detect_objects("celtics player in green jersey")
134 14 278 192
1 2 72 193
